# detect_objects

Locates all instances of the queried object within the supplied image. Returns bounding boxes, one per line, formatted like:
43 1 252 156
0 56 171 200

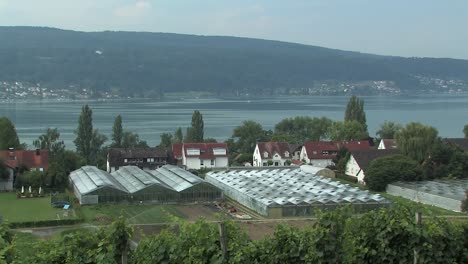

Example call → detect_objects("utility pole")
218 221 228 262
413 211 422 264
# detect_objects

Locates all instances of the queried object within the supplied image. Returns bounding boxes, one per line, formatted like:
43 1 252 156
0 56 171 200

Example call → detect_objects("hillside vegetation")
1 27 468 97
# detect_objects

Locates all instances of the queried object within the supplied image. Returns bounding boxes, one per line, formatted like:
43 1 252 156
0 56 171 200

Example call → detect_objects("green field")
80 204 187 224
0 193 75 223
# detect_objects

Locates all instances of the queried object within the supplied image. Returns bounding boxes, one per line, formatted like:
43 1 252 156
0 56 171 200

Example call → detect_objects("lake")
1 95 467 148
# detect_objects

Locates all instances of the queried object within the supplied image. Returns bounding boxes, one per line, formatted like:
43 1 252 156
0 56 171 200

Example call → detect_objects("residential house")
0 149 49 172
172 143 229 170
443 138 468 153
378 139 398 149
345 149 399 184
300 140 371 168
0 149 49 191
253 142 296 167
300 141 339 168
107 147 168 172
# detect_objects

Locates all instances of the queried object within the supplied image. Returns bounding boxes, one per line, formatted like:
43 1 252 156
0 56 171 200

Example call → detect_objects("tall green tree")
174 127 183 143
33 128 65 159
159 133 173 149
344 96 368 135
464 124 468 138
74 105 93 162
112 115 123 148
186 110 204 142
329 121 368 141
376 121 403 139
396 122 438 162
74 105 107 164
0 117 21 150
231 120 271 154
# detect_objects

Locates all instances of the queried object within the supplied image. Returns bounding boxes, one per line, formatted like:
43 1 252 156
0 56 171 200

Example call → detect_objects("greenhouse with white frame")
206 166 390 217
69 165 221 205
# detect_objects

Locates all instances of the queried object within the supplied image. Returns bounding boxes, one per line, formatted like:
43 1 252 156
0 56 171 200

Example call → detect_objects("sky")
0 0 467 59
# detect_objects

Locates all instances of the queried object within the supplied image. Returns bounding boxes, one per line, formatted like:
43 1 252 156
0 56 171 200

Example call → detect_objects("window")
262 162 267 166
213 148 226 155
39 168 43 172
312 151 317 155
263 152 268 158
187 148 200 155
274 162 279 166
147 158 154 162
211 159 215 166
200 159 204 165
124 158 128 163
284 151 289 157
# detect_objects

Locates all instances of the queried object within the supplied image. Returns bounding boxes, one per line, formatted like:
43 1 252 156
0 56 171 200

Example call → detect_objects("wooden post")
413 211 422 264
218 221 228 261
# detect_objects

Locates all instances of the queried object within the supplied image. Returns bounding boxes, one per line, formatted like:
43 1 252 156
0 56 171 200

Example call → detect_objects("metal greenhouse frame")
69 165 222 205
206 166 390 217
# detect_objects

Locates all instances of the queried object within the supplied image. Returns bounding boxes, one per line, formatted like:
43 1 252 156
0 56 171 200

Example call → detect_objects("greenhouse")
206 166 389 217
70 166 128 204
387 179 468 212
70 165 221 205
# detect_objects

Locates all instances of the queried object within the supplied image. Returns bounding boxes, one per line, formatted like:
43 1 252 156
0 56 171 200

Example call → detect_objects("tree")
365 155 421 191
376 121 403 139
464 125 468 138
0 162 9 180
159 133 173 149
112 115 123 148
329 121 368 141
422 140 468 180
174 127 183 143
186 110 204 142
121 131 148 149
274 116 332 143
0 117 21 150
74 105 93 163
33 128 65 159
231 120 271 154
344 96 368 134
396 122 438 162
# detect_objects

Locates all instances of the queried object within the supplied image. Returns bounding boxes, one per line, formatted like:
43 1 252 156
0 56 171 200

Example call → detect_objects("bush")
10 218 83 228
365 155 421 191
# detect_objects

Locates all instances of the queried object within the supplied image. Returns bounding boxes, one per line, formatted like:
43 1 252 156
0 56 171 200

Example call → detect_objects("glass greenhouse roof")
206 167 389 208
70 166 127 195
389 179 468 200
70 165 206 195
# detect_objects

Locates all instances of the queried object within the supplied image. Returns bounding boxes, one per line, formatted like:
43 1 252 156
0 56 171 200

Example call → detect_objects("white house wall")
309 159 333 168
378 140 385 149
300 146 309 163
345 155 366 184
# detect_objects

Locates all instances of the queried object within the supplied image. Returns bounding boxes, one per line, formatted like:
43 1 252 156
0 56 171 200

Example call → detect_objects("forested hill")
1 26 468 97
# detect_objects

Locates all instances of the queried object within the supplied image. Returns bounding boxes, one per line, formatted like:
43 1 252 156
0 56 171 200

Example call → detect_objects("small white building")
345 149 400 184
253 142 296 167
173 143 229 170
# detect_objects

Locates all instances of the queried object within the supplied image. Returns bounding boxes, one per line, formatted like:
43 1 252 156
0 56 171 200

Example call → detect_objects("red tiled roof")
172 143 183 160
444 138 468 152
303 141 339 160
0 150 49 170
291 160 304 166
180 143 228 159
303 140 371 160
257 142 292 159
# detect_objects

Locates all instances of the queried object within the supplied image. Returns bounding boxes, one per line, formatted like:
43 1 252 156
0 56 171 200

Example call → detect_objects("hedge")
10 218 84 229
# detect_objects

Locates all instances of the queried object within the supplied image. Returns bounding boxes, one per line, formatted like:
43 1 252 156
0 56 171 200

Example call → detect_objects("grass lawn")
80 204 187 225
0 193 75 223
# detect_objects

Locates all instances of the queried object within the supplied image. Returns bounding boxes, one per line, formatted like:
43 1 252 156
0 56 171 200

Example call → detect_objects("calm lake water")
1 95 467 148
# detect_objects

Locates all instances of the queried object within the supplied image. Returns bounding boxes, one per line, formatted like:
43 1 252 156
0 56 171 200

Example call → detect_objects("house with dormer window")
300 140 371 168
172 143 229 170
253 142 297 167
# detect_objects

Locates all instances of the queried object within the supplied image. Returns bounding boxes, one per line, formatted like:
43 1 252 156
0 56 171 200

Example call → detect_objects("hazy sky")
0 0 467 59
